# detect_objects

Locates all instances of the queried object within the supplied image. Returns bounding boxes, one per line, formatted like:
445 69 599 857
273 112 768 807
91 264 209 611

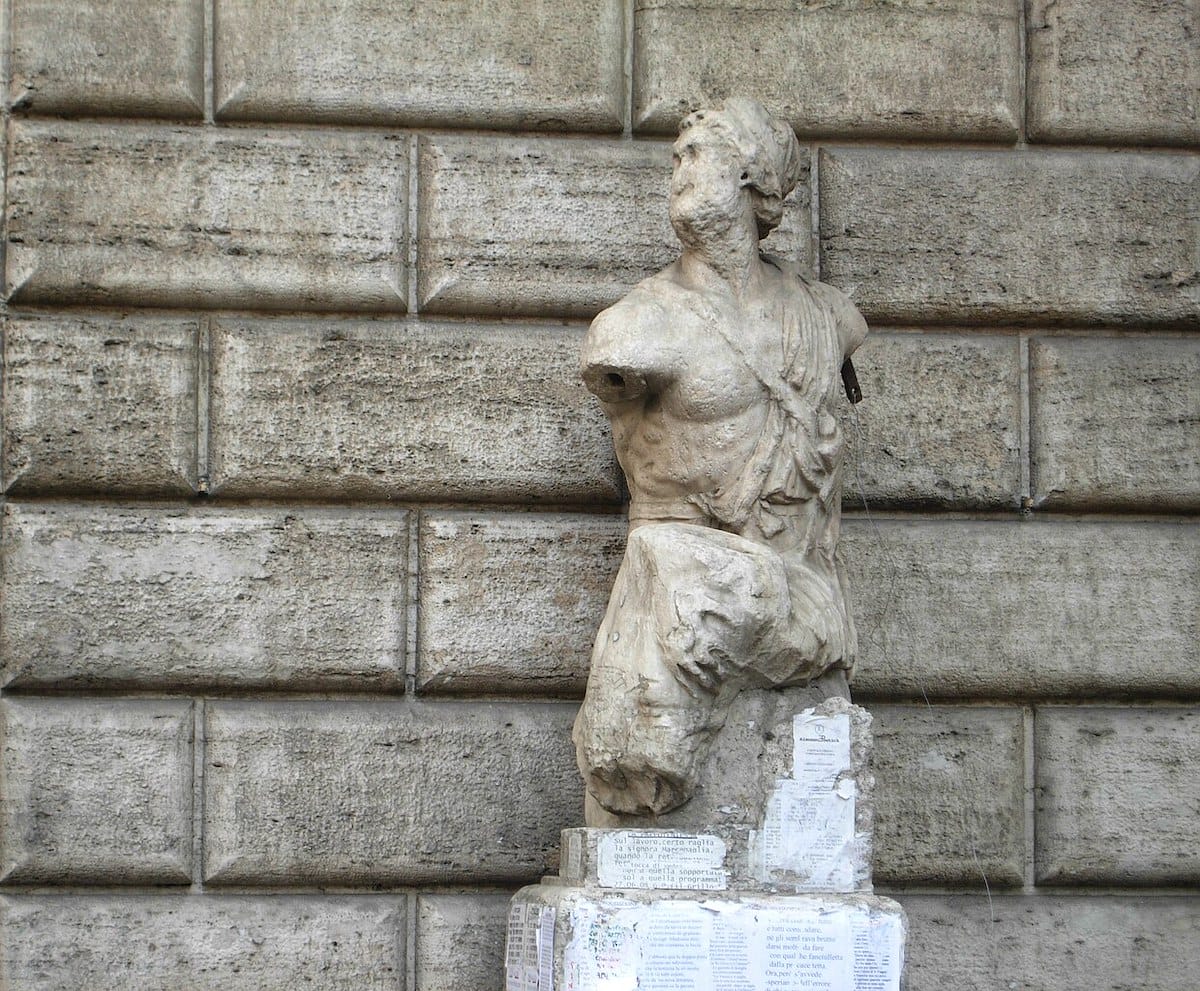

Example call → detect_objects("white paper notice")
753 908 853 991
597 831 727 890
759 711 855 890
851 908 902 991
563 906 639 991
638 902 713 991
562 901 864 991
522 906 542 991
506 903 527 991
538 907 557 991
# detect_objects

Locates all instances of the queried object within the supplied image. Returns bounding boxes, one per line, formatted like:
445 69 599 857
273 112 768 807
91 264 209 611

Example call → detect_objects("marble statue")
574 98 868 821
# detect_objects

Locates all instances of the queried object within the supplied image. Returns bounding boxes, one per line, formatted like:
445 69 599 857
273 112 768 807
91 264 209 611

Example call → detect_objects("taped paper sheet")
851 907 902 991
506 903 527 991
538 907 557 991
757 710 855 889
563 900 900 991
598 831 728 890
507 904 557 991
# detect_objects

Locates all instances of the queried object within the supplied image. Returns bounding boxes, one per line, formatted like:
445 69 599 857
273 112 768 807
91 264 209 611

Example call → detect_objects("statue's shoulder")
600 266 687 318
764 254 867 356
587 265 688 338
583 266 689 371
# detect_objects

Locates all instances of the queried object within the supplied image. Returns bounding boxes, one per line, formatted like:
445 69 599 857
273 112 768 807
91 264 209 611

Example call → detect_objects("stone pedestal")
505 699 906 990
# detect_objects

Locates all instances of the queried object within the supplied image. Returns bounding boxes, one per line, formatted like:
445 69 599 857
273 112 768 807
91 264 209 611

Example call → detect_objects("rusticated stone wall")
0 1 1197 988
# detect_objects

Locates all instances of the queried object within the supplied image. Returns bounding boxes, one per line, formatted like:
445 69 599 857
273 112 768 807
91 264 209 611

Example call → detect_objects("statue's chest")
662 306 784 423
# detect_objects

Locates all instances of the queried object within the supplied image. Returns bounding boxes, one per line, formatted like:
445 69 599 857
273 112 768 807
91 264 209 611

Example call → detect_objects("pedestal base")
507 879 905 991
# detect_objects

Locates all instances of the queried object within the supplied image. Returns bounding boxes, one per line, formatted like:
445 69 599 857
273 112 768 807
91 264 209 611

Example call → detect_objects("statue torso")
582 257 859 546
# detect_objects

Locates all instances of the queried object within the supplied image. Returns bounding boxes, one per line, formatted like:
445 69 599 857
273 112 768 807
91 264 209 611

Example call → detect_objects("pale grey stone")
1028 0 1199 146
215 0 622 131
0 895 404 990
1031 336 1200 510
820 148 1200 326
634 0 1020 140
0 699 192 884
209 318 619 502
6 120 408 311
871 705 1025 886
844 333 1022 509
418 135 810 318
10 0 204 117
204 700 581 885
1036 706 1200 884
845 519 1200 698
3 313 198 496
900 894 1200 991
418 512 625 695
1 504 408 691
416 893 512 991
574 101 861 820
420 513 1199 700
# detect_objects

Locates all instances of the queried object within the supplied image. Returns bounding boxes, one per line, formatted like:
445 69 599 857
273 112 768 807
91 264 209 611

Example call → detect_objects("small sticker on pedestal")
597 831 728 890
505 903 527 991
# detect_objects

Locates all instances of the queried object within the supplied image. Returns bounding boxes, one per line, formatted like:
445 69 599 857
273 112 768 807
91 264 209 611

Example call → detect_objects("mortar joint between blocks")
203 0 215 125
407 135 420 315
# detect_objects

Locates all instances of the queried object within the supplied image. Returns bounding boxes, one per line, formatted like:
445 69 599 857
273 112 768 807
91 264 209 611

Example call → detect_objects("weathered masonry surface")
1 1 1197 988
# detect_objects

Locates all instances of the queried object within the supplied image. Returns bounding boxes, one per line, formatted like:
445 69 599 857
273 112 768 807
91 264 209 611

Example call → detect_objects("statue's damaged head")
669 98 805 243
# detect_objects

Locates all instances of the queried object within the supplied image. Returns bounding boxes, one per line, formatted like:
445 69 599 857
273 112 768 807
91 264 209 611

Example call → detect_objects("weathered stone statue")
504 101 904 991
574 98 867 821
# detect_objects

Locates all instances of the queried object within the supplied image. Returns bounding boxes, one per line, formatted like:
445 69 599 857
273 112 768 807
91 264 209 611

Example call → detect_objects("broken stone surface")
580 691 875 894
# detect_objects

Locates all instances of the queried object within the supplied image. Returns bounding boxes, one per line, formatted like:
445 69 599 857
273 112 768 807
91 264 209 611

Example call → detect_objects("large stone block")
209 318 619 502
844 333 1021 509
820 148 1199 327
845 519 1200 699
1028 0 1199 146
900 894 1200 991
415 892 512 991
844 518 1200 695
3 313 198 496
412 513 1199 701
0 699 193 884
634 0 1020 140
6 120 408 311
1036 706 1200 884
871 706 1025 886
418 511 625 695
0 504 408 691
215 0 622 131
0 895 404 990
1031 336 1200 510
418 135 810 318
10 0 204 117
204 700 582 885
